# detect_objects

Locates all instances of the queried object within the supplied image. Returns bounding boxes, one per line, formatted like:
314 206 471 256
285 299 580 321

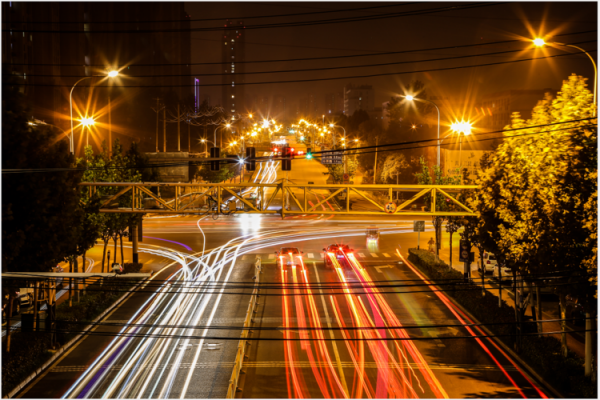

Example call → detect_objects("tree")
415 157 461 259
469 74 597 359
2 78 83 273
379 153 409 185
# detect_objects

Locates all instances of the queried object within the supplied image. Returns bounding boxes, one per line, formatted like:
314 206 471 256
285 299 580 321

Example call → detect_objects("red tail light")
486 260 491 264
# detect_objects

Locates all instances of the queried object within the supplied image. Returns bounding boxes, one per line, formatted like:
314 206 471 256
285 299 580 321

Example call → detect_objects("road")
16 155 555 399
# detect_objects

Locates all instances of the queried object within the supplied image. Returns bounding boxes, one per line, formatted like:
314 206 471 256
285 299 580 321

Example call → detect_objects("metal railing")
79 182 479 217
226 256 262 398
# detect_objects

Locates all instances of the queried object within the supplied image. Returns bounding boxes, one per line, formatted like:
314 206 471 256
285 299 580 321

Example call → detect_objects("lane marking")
370 253 379 257
268 254 275 259
308 253 314 259
358 253 366 258
383 253 391 258
312 261 349 397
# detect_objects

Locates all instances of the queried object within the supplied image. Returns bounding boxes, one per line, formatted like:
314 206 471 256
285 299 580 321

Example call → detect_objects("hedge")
407 248 596 398
1 278 141 397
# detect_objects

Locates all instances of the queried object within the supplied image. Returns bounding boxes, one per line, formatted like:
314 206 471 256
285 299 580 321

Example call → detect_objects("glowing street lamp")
80 117 95 147
450 120 473 171
533 37 597 112
69 69 119 155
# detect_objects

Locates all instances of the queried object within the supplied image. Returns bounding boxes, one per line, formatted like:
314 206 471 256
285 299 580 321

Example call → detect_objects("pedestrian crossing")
247 251 400 262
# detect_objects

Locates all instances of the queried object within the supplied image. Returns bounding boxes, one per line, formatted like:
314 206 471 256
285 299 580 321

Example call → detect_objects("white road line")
308 253 314 259
358 253 366 258
383 253 391 258
268 254 275 259
370 253 379 257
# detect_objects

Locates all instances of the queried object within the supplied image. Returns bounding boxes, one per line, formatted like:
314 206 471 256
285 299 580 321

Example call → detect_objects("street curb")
5 278 148 399
408 260 565 398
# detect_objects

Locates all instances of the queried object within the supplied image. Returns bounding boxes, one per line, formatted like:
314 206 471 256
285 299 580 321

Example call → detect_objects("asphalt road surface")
15 158 554 399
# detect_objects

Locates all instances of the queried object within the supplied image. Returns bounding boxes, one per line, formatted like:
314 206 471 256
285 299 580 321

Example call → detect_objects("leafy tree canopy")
2 79 83 272
470 74 597 295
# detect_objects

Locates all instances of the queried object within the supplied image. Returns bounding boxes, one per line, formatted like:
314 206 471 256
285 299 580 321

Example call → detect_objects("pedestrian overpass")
80 182 478 218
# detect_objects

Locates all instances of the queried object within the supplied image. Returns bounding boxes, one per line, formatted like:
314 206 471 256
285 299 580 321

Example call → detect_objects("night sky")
184 2 597 111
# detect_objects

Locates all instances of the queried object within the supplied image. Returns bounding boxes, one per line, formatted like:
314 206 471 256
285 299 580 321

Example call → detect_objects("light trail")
397 250 547 399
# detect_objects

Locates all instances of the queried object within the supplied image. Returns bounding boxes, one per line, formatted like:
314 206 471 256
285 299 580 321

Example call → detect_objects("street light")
214 123 231 148
450 120 472 171
80 117 95 148
69 70 119 155
403 94 441 168
533 38 597 113
200 138 216 156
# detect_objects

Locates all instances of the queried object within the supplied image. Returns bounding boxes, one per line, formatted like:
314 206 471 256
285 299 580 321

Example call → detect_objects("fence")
226 256 262 398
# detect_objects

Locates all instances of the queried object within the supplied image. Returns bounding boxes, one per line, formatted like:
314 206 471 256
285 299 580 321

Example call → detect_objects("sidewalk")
433 228 586 359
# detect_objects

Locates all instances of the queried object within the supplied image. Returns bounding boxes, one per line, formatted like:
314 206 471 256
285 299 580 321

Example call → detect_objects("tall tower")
221 20 245 124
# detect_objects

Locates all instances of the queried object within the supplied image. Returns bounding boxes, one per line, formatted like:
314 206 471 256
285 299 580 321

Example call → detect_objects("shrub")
123 262 143 273
407 248 596 398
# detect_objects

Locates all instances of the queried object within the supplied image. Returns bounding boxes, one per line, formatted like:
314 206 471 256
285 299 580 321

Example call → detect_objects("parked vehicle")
562 294 586 326
492 262 512 282
477 252 498 274
2 289 26 322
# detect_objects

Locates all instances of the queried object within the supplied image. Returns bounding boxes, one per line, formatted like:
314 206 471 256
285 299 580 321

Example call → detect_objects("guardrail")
226 256 262 398
78 182 478 217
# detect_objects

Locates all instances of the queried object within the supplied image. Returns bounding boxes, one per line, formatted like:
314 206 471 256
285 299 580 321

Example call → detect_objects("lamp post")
450 121 472 175
80 117 95 157
200 138 215 156
330 124 347 174
403 95 441 168
534 38 597 114
69 77 91 154
69 70 119 155
214 123 231 148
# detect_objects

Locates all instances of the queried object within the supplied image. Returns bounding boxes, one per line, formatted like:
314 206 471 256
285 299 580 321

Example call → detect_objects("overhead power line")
6 29 593 68
6 3 414 25
5 50 597 89
2 3 503 34
11 40 596 79
2 118 595 174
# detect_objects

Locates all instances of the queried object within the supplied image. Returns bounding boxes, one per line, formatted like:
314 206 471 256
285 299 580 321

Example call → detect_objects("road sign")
384 202 397 214
343 173 349 183
413 221 425 232
321 150 343 165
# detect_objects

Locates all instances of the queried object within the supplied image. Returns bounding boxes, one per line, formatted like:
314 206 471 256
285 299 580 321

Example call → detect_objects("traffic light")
306 148 312 159
246 147 256 171
282 146 292 171
459 239 471 262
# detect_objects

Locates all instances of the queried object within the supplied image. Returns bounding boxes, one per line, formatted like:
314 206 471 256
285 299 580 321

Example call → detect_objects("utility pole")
177 104 181 152
373 137 379 184
163 108 166 152
108 96 112 158
188 117 191 153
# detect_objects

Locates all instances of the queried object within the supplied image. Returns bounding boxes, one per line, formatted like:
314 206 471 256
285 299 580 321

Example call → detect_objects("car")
492 262 513 282
477 252 498 274
563 294 586 326
2 289 23 322
275 247 303 269
366 228 379 245
323 244 354 269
